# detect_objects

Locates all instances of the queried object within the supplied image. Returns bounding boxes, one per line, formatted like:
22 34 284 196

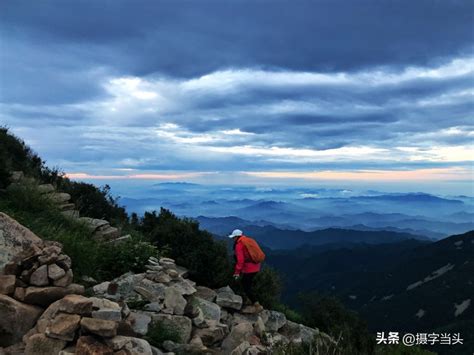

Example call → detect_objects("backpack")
240 236 266 263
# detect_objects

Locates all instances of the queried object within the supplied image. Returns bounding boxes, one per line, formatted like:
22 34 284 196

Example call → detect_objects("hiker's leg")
242 272 258 303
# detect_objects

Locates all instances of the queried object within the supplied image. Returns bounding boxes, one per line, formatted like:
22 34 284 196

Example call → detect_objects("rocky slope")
0 212 333 354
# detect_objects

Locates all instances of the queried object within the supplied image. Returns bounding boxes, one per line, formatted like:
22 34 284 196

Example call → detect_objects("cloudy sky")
1 1 473 191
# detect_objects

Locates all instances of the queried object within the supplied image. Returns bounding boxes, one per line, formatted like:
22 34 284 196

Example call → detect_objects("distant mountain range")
197 216 431 249
264 230 474 355
121 189 474 240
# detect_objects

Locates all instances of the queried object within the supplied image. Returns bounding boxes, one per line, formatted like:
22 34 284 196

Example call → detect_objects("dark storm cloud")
2 0 473 77
0 0 473 180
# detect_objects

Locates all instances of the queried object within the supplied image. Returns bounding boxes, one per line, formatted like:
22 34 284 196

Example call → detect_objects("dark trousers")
242 272 258 303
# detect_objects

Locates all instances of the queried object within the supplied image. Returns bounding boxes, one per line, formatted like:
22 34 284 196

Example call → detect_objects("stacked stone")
21 294 154 355
91 257 332 355
76 217 131 244
6 171 130 244
0 241 84 308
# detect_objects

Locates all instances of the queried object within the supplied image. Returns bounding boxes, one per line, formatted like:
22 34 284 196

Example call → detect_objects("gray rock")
80 317 118 338
48 263 66 281
279 320 319 344
127 311 152 336
230 341 251 355
195 286 217 302
24 284 85 306
261 310 286 332
92 308 123 321
0 212 43 271
164 287 187 315
45 313 81 341
221 322 254 353
216 287 242 311
134 278 167 301
192 297 221 322
192 307 207 328
264 333 289 347
171 279 197 296
144 302 162 312
25 333 67 355
151 314 193 344
148 271 171 283
123 337 153 355
58 294 93 315
37 184 55 194
53 269 73 287
89 296 121 310
45 192 71 204
105 335 132 350
193 322 228 346
29 265 49 286
254 316 266 337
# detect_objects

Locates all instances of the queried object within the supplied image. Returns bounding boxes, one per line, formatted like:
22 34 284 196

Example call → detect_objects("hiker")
228 229 265 310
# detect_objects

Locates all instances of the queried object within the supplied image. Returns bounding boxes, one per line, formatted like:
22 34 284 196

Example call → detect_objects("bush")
138 208 233 288
57 180 129 227
0 127 44 187
96 236 158 281
252 267 282 309
299 292 375 355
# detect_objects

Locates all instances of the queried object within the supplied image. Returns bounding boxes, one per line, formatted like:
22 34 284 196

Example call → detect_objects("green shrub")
145 321 182 347
299 292 375 355
57 180 129 227
273 303 304 324
138 208 233 288
0 127 45 187
96 236 158 281
252 267 282 309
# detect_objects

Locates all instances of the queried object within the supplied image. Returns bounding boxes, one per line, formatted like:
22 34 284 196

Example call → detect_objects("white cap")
228 229 243 238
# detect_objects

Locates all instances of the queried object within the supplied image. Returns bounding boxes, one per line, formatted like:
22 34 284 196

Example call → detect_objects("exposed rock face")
0 294 43 346
0 212 43 271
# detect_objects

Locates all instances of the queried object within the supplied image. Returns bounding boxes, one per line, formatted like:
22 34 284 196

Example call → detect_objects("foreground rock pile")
92 257 334 354
1 210 334 354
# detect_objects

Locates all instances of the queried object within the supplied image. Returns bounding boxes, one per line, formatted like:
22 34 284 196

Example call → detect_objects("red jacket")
233 236 261 275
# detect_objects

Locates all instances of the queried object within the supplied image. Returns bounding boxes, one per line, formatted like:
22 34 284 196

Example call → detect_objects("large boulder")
193 322 228 346
151 314 193 344
260 310 286 332
163 287 187 315
23 284 85 306
215 286 242 311
24 333 66 355
191 297 221 322
0 294 43 346
279 320 319 343
0 212 43 271
76 335 114 355
221 322 254 353
195 286 217 302
80 317 118 338
45 313 81 341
